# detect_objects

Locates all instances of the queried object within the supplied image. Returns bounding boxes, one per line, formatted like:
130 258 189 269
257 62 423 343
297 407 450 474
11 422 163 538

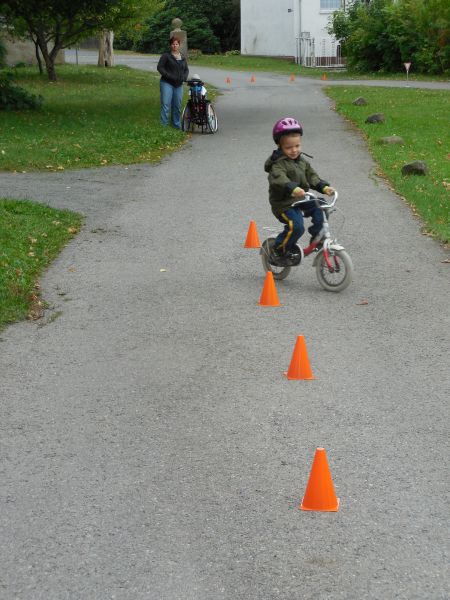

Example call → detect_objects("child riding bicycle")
265 117 335 265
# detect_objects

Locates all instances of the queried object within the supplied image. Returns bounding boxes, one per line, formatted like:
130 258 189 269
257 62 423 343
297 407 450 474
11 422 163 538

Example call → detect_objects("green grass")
0 65 186 172
188 53 449 81
325 86 450 243
0 199 82 329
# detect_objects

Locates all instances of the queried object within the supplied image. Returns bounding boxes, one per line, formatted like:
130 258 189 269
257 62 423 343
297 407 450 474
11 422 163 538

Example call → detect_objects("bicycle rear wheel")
315 249 352 292
261 238 291 280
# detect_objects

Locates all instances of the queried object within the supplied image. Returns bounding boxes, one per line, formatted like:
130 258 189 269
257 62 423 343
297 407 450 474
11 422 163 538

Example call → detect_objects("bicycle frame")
293 191 344 272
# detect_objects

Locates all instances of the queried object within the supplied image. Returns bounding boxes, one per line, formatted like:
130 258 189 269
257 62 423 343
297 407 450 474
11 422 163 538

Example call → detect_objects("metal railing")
296 35 345 68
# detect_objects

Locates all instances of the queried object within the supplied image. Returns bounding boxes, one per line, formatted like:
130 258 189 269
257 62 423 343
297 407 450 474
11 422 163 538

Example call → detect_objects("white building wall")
241 0 296 57
302 1 336 40
241 0 340 58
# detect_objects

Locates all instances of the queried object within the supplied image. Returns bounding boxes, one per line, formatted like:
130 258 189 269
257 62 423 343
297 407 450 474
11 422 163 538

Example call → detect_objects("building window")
320 0 341 10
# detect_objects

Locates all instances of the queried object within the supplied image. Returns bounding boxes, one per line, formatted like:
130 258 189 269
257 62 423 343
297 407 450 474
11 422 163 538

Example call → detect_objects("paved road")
1 53 449 599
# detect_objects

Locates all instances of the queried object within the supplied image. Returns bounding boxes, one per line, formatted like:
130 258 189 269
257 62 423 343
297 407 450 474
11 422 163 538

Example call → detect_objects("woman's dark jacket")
157 52 189 87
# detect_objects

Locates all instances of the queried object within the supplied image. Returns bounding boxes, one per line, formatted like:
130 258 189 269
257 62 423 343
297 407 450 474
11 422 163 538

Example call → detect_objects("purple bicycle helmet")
272 117 303 143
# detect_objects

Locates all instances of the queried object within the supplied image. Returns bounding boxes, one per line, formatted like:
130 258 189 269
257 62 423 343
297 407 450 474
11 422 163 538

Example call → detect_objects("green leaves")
329 0 449 74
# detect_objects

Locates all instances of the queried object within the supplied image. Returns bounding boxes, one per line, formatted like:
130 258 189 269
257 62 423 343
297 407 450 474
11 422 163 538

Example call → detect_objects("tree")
329 0 449 74
0 0 162 81
130 0 240 54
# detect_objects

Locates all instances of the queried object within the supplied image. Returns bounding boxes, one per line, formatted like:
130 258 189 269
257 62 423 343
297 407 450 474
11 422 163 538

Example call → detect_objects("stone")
365 113 385 124
170 17 188 56
378 135 405 145
171 18 182 30
353 97 367 105
401 161 428 176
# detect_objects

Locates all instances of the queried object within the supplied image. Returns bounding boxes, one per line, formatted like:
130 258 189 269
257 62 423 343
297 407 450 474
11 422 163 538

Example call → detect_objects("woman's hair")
169 37 181 45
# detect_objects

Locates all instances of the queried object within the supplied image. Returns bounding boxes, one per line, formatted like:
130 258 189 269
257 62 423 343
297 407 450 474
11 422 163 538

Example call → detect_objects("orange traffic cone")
259 272 280 307
226 76 231 84
250 75 256 83
300 448 339 511
289 74 296 82
244 220 261 248
321 72 327 81
284 335 314 380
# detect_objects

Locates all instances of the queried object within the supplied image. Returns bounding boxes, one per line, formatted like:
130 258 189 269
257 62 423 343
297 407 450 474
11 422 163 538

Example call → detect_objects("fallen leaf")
68 267 76 272
356 299 369 305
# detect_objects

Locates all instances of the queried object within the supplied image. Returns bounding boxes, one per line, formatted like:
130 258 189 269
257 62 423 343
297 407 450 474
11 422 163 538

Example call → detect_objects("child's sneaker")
271 246 290 266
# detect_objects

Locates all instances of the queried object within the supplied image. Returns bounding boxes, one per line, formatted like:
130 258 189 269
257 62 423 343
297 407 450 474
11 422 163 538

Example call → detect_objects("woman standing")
157 37 189 129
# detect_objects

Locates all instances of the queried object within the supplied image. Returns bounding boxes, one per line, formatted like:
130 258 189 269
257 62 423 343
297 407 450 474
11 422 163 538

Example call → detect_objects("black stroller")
181 77 218 134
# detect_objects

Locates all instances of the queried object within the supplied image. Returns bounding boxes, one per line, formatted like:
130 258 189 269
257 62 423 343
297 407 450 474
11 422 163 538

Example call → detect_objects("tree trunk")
36 30 58 81
98 30 115 67
34 40 43 75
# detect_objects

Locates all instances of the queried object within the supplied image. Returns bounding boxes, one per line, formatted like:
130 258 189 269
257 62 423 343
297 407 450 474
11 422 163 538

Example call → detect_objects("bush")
0 71 43 110
329 0 450 74
187 48 203 60
135 7 220 54
0 37 6 68
114 23 145 51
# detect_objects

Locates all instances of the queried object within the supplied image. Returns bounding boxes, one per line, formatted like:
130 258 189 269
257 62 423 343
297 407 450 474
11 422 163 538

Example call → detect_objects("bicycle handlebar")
291 190 338 210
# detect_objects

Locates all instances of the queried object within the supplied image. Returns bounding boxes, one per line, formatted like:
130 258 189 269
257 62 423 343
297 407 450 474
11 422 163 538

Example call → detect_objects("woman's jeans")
160 80 183 128
274 203 324 252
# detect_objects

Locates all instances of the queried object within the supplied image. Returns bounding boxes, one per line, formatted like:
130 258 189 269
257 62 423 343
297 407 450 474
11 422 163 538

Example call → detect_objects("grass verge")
0 199 82 330
0 64 186 172
325 86 449 243
188 53 448 81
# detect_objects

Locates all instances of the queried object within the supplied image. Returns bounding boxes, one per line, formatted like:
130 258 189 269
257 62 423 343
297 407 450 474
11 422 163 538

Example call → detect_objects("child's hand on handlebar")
291 186 306 198
323 186 335 196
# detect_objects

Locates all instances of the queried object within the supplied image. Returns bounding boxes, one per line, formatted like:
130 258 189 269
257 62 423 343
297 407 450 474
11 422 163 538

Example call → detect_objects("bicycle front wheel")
316 249 353 292
206 103 218 133
261 238 291 280
181 104 192 132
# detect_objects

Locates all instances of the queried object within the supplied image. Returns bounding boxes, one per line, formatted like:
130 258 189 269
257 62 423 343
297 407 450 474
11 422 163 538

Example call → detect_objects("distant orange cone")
244 220 261 248
250 75 256 83
289 74 296 82
259 272 280 307
300 448 339 511
226 76 231 84
284 335 314 380
321 72 327 81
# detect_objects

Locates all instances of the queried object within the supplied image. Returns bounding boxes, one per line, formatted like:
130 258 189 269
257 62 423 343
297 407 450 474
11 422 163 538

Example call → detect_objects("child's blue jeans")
274 202 324 252
160 80 183 128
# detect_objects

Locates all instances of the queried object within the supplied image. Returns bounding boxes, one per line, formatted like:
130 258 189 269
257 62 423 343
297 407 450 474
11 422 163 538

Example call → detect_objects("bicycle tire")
315 249 353 292
261 238 291 280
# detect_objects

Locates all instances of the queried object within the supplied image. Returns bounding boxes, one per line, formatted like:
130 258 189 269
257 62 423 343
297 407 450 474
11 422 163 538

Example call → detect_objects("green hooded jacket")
264 150 329 217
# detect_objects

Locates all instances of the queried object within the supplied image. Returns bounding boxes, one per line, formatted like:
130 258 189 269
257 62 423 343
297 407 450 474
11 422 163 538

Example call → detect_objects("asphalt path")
1 52 449 599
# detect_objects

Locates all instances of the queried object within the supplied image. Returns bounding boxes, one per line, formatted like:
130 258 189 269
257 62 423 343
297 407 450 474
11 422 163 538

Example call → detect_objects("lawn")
0 64 186 172
0 199 82 330
325 86 450 243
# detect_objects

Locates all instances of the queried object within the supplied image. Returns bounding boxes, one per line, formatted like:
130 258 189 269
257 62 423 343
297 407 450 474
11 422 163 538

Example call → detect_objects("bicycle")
260 191 353 292
181 78 218 134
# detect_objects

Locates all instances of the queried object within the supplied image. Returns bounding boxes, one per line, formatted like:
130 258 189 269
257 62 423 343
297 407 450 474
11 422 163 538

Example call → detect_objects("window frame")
319 0 342 12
